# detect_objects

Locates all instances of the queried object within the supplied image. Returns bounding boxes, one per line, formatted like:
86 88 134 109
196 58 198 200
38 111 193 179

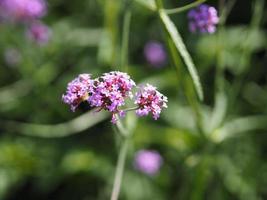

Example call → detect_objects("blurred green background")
0 0 267 199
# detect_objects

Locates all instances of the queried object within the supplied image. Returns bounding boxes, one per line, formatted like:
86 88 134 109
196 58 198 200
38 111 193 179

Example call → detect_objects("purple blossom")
88 71 135 123
144 41 166 67
62 74 93 112
0 0 47 22
26 21 51 45
188 4 219 34
134 84 168 120
62 72 168 123
134 150 163 176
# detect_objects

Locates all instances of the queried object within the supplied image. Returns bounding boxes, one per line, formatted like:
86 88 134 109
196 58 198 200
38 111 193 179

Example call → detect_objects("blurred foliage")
0 0 267 199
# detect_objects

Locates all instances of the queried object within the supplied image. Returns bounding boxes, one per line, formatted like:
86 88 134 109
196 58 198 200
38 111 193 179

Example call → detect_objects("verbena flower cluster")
0 0 51 45
188 4 219 34
62 71 168 123
62 74 93 112
135 84 168 120
144 41 166 67
134 150 163 176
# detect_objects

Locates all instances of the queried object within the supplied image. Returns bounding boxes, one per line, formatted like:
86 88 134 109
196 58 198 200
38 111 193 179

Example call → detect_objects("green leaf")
210 115 267 143
2 109 109 138
134 0 156 11
205 92 228 134
159 10 203 101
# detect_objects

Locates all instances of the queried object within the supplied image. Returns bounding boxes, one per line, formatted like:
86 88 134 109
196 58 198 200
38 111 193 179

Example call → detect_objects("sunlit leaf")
159 10 203 100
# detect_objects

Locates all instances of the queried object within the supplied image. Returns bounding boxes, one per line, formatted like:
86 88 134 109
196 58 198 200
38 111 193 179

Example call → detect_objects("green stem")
115 114 128 137
120 8 132 72
110 138 129 200
165 0 206 15
121 106 139 112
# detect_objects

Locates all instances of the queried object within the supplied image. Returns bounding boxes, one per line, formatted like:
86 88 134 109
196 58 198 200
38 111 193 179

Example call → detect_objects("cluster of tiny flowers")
0 0 47 22
134 150 163 176
62 71 168 123
188 4 219 34
135 84 168 120
62 74 93 112
89 72 136 123
144 41 166 67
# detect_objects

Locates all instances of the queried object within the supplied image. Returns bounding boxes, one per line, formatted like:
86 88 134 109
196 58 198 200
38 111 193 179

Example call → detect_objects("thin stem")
120 8 132 72
110 138 129 200
165 0 206 15
121 106 139 112
115 114 128 137
219 0 237 25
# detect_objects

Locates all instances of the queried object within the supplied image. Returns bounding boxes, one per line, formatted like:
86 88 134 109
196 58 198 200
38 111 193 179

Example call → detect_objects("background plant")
0 0 266 200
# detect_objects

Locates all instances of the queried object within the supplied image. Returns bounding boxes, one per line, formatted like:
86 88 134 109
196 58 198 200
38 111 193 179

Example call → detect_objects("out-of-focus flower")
89 71 136 123
188 4 219 34
134 150 163 176
0 0 47 22
26 21 51 45
144 41 166 67
62 74 93 112
135 84 168 120
4 48 21 67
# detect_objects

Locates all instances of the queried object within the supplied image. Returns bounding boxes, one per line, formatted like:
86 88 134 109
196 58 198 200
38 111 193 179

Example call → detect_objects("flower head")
134 150 163 176
188 4 219 34
144 41 166 67
0 0 46 22
62 74 93 112
135 84 168 120
26 21 51 45
88 71 136 123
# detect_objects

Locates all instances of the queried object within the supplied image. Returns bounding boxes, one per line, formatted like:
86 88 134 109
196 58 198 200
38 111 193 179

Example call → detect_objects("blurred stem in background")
215 0 237 93
228 0 264 113
120 3 131 72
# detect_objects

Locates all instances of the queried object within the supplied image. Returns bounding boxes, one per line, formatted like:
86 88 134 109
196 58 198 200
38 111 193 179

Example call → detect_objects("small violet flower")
89 71 136 123
26 21 51 45
62 74 93 112
134 150 163 176
144 41 166 67
188 4 219 34
0 0 47 22
135 84 168 120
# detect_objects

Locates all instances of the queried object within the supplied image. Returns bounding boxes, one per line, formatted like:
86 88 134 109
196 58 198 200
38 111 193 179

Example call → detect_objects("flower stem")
120 5 132 72
122 106 139 112
165 0 206 15
110 138 129 200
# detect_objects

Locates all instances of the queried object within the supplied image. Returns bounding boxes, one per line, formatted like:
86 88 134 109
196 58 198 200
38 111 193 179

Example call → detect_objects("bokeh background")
0 0 267 199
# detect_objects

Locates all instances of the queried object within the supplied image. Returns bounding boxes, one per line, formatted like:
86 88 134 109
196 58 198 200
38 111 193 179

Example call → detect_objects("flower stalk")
165 0 206 15
110 136 130 200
